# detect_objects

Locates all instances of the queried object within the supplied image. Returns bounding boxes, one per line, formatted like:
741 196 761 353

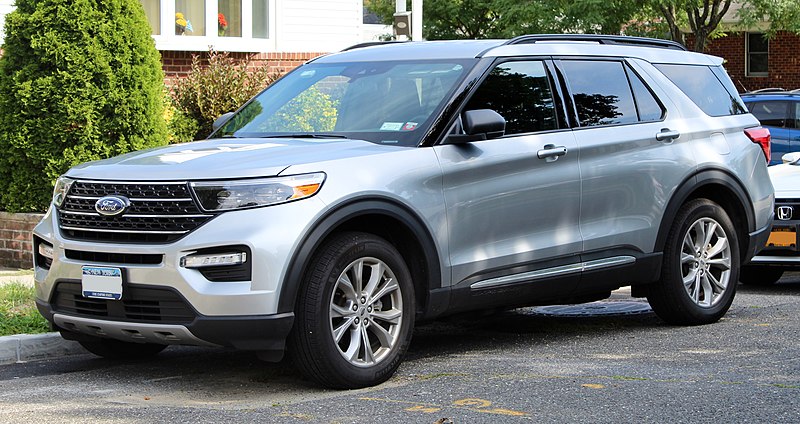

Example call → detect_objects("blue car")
741 89 800 165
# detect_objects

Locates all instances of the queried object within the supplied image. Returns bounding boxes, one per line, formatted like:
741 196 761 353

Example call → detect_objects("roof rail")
505 34 687 51
341 41 407 52
748 87 788 94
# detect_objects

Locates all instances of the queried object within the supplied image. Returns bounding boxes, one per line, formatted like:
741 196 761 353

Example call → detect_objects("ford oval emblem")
94 196 130 217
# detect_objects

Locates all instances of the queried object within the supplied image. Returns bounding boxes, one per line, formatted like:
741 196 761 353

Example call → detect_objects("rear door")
557 58 694 291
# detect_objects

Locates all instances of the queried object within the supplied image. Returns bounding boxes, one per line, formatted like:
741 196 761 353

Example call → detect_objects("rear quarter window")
654 64 747 117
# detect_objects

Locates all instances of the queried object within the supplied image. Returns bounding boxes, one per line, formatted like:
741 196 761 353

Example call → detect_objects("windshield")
213 59 473 146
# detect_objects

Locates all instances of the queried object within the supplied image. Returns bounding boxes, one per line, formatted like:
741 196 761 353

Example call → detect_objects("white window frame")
745 32 769 77
152 0 276 52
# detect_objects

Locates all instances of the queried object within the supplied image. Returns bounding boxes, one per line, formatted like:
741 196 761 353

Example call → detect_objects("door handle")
656 128 680 141
537 144 567 162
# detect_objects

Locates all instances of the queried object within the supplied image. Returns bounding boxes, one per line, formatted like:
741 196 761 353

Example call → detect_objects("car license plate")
766 227 796 248
81 266 123 300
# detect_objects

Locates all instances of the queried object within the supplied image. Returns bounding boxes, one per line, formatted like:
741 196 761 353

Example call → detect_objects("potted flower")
218 13 228 36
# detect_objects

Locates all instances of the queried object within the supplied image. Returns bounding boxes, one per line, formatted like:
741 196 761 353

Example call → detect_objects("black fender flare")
654 168 755 254
277 197 443 314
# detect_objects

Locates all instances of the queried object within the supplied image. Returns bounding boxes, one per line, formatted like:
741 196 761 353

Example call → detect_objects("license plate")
766 227 796 248
81 266 123 300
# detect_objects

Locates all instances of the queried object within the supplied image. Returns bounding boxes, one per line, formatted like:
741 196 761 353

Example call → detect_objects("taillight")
744 127 771 163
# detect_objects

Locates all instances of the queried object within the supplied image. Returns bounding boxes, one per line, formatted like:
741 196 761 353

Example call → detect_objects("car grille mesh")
52 281 196 324
57 181 214 243
775 198 800 223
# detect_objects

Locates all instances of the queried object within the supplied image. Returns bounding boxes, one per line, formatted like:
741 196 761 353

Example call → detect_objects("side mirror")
212 112 235 132
782 152 800 164
444 109 506 145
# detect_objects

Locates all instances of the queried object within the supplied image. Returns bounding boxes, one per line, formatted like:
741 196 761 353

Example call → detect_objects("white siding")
0 0 15 43
0 0 390 53
277 0 374 52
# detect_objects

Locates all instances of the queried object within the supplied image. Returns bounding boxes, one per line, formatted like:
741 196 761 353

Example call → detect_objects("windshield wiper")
263 133 348 139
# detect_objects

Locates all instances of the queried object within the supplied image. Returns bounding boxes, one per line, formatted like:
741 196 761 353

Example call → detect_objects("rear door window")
560 60 647 127
655 64 747 117
747 101 789 128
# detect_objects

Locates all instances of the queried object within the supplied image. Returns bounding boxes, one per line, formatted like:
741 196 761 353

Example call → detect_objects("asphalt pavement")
0 276 798 423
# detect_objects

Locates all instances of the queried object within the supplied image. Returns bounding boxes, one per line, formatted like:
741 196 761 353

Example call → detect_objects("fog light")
180 252 247 268
38 243 54 259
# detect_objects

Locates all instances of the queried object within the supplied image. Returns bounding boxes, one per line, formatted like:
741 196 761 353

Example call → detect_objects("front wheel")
647 199 739 325
290 232 415 389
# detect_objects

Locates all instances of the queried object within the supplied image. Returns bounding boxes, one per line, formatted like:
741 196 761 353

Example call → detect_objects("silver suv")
33 35 774 388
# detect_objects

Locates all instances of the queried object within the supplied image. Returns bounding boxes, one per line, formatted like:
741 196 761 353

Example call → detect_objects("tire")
739 266 783 286
289 232 415 389
79 337 167 359
647 199 739 325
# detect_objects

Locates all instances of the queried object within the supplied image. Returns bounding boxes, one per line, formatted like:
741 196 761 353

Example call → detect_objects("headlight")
190 173 326 212
52 176 75 208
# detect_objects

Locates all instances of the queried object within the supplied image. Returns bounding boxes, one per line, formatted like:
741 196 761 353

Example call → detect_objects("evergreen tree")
0 0 168 212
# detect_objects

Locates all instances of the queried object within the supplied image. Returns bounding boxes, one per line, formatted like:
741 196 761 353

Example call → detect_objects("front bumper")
37 299 293 355
32 197 327 351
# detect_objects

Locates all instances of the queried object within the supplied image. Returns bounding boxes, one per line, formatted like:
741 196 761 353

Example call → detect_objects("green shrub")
0 0 168 212
0 282 50 336
164 93 199 143
171 50 278 139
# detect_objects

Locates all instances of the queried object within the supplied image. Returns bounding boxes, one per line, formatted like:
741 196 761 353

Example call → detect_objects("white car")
742 152 800 285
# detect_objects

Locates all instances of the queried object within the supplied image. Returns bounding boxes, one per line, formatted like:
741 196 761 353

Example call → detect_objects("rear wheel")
79 337 167 359
647 199 739 325
739 266 783 286
290 232 415 389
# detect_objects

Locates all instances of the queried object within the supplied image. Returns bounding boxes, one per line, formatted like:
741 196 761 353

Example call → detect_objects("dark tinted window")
465 61 557 135
561 60 638 127
747 101 788 127
628 69 664 121
655 64 747 117
747 33 769 75
794 103 800 129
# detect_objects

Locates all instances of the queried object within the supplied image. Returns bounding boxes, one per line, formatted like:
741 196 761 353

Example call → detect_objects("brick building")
704 31 800 93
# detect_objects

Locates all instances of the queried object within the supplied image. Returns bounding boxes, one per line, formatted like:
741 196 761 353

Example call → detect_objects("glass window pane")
749 101 788 128
253 0 269 39
748 33 768 53
175 0 205 36
465 61 557 134
218 0 242 37
628 69 664 122
139 0 160 35
794 103 800 129
561 60 637 127
656 64 747 117
749 53 768 74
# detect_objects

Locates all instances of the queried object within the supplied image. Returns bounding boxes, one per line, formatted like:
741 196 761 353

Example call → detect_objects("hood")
769 163 800 198
66 138 404 181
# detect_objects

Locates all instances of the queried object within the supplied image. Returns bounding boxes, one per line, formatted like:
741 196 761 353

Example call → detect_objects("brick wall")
704 31 800 92
161 51 327 85
0 212 43 269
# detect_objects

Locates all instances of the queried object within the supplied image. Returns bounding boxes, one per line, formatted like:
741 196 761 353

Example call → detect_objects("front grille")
775 199 800 223
57 181 214 243
52 281 196 324
65 250 163 265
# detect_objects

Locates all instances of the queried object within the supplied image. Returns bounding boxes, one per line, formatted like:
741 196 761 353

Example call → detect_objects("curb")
0 332 85 365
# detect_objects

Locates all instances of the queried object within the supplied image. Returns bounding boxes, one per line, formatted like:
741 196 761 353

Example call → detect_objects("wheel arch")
655 168 755 261
278 197 444 318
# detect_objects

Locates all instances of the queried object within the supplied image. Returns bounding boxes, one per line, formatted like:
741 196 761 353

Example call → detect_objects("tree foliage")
171 50 278 139
366 0 800 52
0 0 168 212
